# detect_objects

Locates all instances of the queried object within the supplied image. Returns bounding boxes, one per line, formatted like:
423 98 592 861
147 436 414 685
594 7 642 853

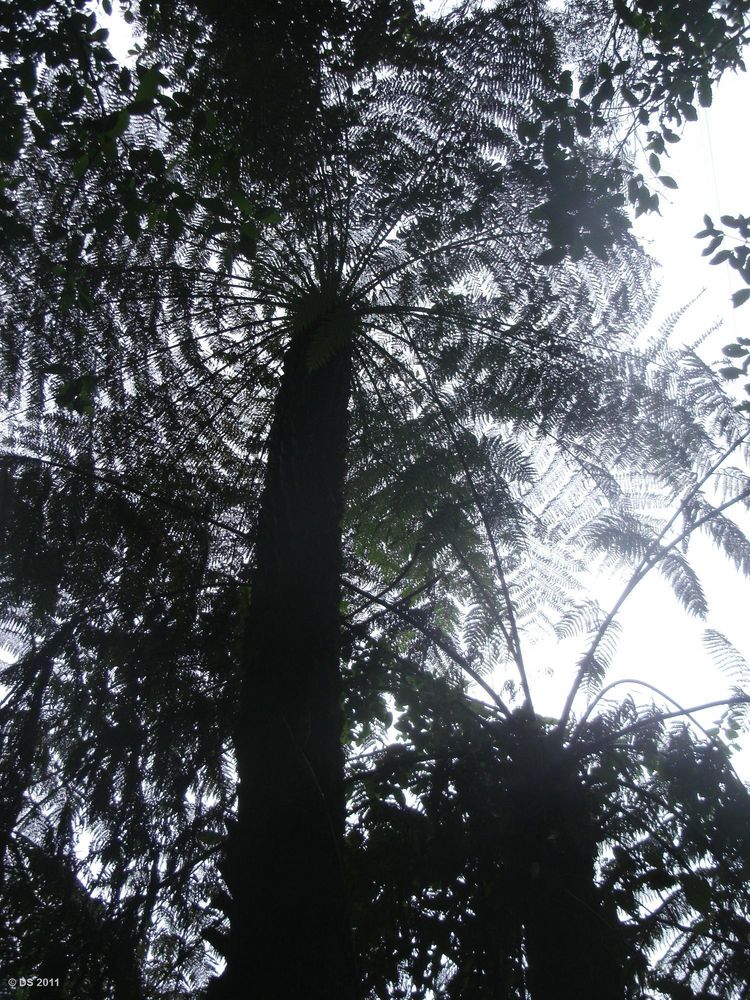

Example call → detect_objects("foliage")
346 689 750 999
516 0 750 261
343 408 750 999
694 212 750 407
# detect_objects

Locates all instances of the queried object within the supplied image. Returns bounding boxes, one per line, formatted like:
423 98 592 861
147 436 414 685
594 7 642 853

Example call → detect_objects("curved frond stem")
346 551 427 619
343 579 512 717
141 329 285 469
353 340 413 425
342 119 457 296
361 319 529 697
610 777 680 820
354 227 526 301
608 800 690 867
346 574 441 631
559 433 750 732
110 323 285 465
572 676 716 744
584 695 750 759
448 540 518 675
647 913 750 952
393 314 534 712
368 302 675 373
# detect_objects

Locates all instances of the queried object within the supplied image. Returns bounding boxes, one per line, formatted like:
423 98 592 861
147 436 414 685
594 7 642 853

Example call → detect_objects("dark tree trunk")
209 322 357 1000
514 738 628 1000
522 834 627 1000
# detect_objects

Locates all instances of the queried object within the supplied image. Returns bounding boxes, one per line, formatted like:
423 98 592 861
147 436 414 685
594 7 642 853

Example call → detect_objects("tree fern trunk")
210 322 356 1000
522 846 627 1000
518 758 628 1000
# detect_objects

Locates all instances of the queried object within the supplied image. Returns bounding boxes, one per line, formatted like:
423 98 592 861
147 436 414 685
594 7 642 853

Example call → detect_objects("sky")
627 68 750 771
420 1 750 764
514 66 750 775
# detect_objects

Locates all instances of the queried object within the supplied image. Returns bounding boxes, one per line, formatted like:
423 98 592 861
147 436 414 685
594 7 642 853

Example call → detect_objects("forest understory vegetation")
1 1 750 998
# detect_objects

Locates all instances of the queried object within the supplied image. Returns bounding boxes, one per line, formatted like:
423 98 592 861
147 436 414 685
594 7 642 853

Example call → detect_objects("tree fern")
2 1 750 997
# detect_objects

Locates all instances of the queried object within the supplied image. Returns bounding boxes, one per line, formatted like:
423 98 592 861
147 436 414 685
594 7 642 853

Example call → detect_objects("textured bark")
209 320 356 1000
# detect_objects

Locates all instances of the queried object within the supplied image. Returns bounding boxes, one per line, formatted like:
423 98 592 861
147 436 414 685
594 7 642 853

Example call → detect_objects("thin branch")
395 316 534 711
343 579 511 716
572 677 720 745
585 696 750 754
558 431 750 731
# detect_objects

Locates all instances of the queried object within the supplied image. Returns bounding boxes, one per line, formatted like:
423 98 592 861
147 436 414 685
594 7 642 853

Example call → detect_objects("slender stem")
355 227 526 301
558 432 750 732
346 552 429 616
1 454 248 539
397 320 534 712
585 696 750 754
342 119 456 296
572 676 713 744
649 914 750 951
361 321 532 701
343 580 512 716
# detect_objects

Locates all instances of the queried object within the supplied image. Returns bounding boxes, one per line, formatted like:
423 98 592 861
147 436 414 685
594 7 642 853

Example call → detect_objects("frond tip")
703 628 750 685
